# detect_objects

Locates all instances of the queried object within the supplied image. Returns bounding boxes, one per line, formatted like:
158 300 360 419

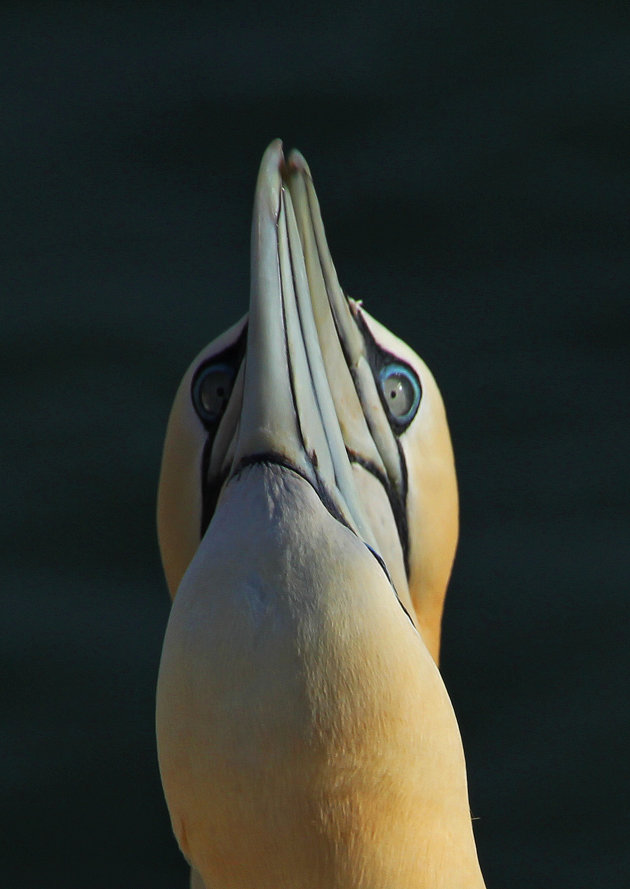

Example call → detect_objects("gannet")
156 140 485 889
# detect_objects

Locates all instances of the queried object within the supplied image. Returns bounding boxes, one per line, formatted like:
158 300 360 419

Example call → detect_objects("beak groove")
286 151 404 493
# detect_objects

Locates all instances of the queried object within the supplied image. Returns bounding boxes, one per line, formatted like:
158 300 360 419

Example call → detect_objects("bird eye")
192 363 236 424
378 362 422 427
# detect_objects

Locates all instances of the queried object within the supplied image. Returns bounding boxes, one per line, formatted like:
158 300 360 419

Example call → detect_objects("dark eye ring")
378 362 422 427
192 363 236 424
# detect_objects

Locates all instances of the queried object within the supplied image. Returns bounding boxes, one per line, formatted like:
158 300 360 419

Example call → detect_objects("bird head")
156 140 458 662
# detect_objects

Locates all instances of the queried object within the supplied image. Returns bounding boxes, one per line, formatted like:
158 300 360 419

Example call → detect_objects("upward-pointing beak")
229 140 383 556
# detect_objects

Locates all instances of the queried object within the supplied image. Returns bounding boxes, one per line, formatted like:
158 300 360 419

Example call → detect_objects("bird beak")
228 139 384 556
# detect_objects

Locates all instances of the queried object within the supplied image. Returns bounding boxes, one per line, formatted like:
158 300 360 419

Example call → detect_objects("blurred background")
3 2 628 886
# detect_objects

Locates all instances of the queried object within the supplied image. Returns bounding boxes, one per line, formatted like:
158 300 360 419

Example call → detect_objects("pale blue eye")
378 362 421 426
193 363 235 424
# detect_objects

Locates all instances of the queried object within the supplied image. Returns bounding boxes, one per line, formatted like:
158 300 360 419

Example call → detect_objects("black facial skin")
193 311 421 582
191 325 247 538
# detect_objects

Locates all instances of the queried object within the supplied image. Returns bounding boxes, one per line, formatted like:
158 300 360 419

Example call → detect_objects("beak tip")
265 137 284 158
287 148 312 178
255 139 286 222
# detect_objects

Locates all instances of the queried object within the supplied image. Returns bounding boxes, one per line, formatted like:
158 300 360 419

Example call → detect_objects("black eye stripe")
193 324 248 538
352 310 422 434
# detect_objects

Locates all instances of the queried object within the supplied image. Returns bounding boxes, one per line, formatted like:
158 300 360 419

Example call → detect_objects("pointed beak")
229 140 382 552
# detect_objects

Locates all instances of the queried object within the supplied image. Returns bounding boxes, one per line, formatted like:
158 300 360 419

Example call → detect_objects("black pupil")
199 371 232 419
384 373 412 415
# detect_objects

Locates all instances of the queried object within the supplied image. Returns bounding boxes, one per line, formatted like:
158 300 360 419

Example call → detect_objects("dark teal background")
3 2 628 886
